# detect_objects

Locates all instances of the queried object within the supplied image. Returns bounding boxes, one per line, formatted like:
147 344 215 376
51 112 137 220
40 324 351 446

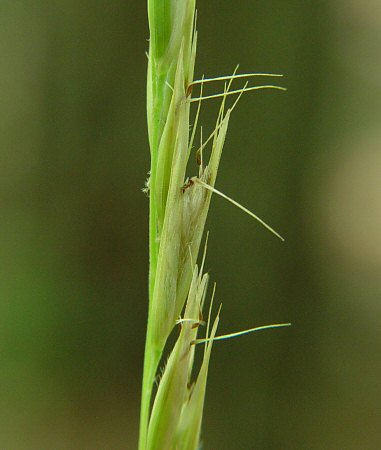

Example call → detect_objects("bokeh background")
1 1 381 449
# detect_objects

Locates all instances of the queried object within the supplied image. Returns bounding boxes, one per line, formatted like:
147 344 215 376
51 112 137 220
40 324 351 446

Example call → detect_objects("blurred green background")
1 1 381 449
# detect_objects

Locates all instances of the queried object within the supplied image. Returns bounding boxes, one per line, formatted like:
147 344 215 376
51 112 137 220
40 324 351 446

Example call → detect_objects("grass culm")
139 1 289 449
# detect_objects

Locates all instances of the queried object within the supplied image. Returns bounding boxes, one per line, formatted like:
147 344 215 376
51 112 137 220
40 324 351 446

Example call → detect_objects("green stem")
139 3 183 447
138 73 167 449
138 322 161 450
138 162 159 450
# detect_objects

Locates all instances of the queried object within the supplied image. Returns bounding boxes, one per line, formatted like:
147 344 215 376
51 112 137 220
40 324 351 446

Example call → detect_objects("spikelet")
140 1 287 449
147 264 211 449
